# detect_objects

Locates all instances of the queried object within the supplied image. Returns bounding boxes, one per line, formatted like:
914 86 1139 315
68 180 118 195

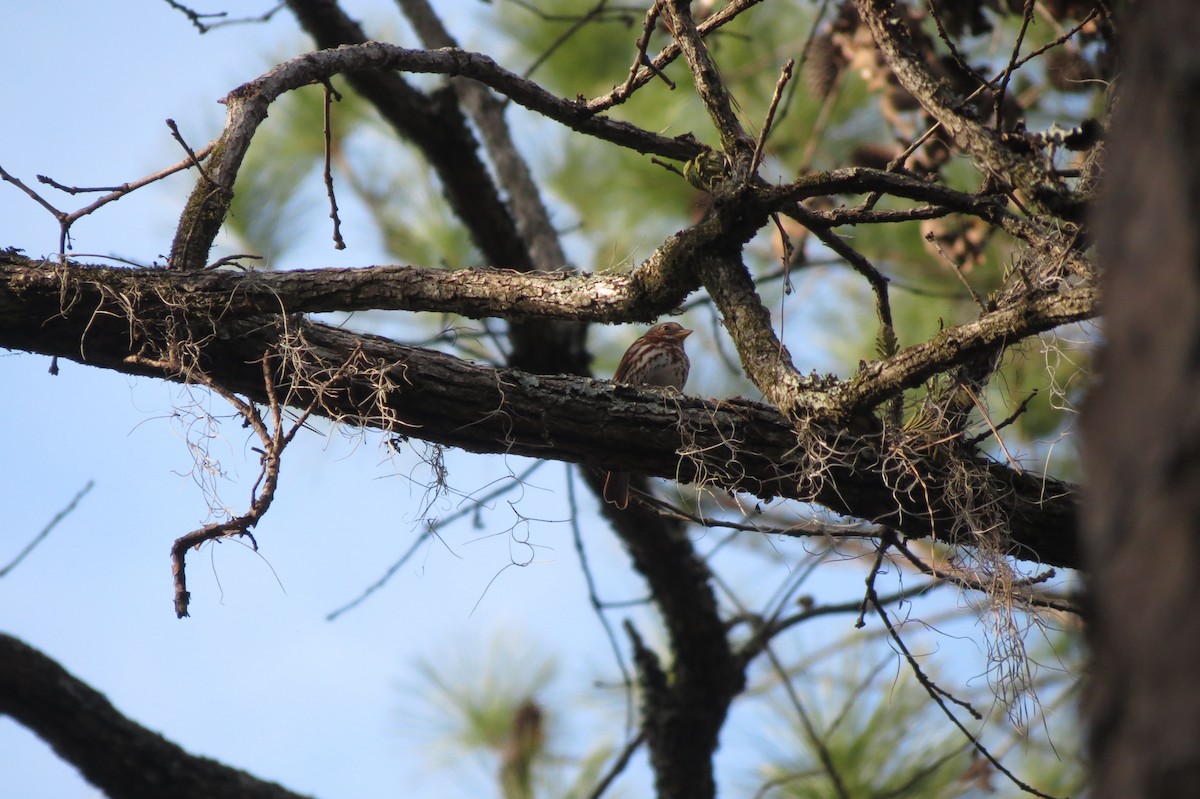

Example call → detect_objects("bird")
603 321 692 508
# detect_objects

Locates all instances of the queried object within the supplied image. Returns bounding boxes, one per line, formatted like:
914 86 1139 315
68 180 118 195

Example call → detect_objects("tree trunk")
1085 1 1200 795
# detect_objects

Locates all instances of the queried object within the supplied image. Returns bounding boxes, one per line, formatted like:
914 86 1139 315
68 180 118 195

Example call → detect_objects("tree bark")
1085 1 1200 795
0 251 1080 568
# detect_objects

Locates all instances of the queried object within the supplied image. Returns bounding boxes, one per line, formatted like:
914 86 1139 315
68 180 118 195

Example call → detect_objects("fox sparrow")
603 321 692 508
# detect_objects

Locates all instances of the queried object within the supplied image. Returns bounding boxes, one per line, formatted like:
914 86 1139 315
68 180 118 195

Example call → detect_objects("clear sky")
1 3 1071 798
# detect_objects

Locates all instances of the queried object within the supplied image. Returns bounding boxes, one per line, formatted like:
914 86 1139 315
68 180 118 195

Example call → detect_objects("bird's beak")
677 328 693 340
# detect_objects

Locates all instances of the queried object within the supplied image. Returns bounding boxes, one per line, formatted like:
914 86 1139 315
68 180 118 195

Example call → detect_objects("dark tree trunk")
1085 1 1200 795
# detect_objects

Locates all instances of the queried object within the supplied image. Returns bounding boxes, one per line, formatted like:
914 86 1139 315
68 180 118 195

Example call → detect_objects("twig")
166 119 214 185
995 0 1037 129
957 383 1022 474
752 59 794 172
871 589 981 721
320 80 346 250
769 213 795 292
584 731 646 799
926 0 998 92
3 141 216 259
166 354 318 618
566 464 635 735
0 481 95 578
790 209 892 319
621 4 674 97
206 253 263 270
744 582 942 656
797 67 846 172
966 390 1038 447
889 538 1074 614
36 176 127 195
519 0 614 82
649 157 687 179
777 0 833 128
162 0 285 33
325 460 545 621
923 230 988 311
585 0 764 114
856 535 892 628
0 163 67 235
869 591 1061 799
712 570 850 799
162 0 226 31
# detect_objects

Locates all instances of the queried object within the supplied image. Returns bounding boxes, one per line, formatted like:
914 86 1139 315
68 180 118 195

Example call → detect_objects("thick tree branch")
0 251 1081 568
836 286 1098 413
4 261 660 322
696 250 831 417
0 632 312 799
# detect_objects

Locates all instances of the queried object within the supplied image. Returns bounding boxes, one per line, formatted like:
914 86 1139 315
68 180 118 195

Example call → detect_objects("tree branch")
0 250 1081 568
170 40 699 270
0 632 312 799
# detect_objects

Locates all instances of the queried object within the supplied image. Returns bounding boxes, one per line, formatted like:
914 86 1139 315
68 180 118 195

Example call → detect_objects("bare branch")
752 58 794 171
0 632 310 799
168 42 700 270
587 0 766 114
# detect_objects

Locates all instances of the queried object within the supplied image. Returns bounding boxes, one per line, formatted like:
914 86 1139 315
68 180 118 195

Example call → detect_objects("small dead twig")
923 229 988 311
856 533 893 628
325 460 544 621
621 4 675 98
163 0 285 33
36 176 128 195
957 383 1022 474
966 390 1038 448
566 465 635 735
2 137 215 259
206 253 263 270
870 590 1062 799
166 119 214 186
518 0 616 82
889 538 1074 614
584 731 646 799
320 79 346 250
995 0 1037 129
769 213 795 292
0 164 66 227
926 0 998 92
649 157 687 180
0 481 95 578
752 58 794 172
